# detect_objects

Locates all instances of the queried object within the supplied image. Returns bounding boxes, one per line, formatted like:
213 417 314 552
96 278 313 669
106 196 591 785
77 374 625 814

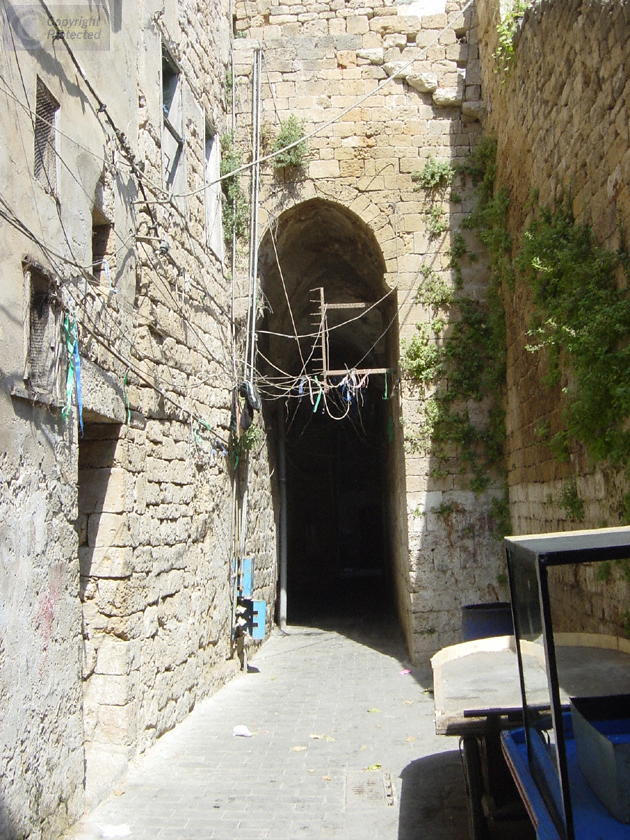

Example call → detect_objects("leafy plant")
490 486 512 538
272 115 309 170
401 323 445 386
240 423 262 451
558 479 585 522
494 0 532 76
432 501 455 518
229 423 262 470
426 206 447 239
220 131 249 242
518 204 630 464
415 271 453 311
595 561 612 583
412 156 455 191
449 232 467 264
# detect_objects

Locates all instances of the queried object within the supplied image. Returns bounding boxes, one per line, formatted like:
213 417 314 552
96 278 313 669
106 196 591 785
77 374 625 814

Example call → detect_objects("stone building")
0 0 275 836
0 0 629 837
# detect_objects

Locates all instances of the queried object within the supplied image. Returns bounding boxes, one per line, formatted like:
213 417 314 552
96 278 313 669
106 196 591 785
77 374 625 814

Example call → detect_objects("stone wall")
0 0 276 835
232 0 508 661
477 0 630 632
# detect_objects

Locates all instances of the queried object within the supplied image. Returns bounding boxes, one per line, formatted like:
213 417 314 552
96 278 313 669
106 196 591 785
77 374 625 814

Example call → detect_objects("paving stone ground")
65 617 468 840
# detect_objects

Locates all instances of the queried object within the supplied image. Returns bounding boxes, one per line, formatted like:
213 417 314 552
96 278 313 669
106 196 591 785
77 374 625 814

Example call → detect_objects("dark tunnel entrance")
257 198 405 628
284 382 391 623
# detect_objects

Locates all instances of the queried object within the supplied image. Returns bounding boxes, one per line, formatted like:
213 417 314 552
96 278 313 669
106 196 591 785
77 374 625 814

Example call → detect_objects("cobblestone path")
65 618 468 840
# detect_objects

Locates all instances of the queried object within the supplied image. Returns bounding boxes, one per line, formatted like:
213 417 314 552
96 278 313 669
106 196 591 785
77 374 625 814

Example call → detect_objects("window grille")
34 78 59 193
25 267 62 402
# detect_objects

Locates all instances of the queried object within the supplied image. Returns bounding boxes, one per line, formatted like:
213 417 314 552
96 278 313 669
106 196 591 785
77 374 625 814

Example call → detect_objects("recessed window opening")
34 78 59 193
162 51 179 116
204 121 223 259
161 47 184 197
92 208 115 288
24 265 62 402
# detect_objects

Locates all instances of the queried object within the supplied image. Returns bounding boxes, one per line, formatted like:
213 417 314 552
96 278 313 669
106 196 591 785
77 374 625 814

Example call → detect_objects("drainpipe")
278 398 287 629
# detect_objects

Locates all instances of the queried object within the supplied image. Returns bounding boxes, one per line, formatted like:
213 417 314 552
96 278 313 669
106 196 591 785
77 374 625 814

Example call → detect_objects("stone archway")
257 198 409 635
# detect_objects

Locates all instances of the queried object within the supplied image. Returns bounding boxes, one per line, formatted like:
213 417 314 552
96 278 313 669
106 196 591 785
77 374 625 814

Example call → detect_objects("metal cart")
432 631 630 839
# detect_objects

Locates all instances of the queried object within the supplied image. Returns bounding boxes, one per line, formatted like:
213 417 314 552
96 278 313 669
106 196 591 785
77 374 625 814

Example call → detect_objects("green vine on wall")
494 1 532 77
412 155 456 241
403 141 511 533
220 131 249 243
403 134 630 542
517 204 630 466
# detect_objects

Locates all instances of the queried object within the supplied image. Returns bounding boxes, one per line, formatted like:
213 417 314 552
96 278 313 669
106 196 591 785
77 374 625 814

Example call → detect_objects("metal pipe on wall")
249 47 262 384
278 398 287 629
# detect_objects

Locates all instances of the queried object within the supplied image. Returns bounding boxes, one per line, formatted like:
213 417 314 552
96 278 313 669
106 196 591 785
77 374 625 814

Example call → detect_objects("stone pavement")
65 617 468 840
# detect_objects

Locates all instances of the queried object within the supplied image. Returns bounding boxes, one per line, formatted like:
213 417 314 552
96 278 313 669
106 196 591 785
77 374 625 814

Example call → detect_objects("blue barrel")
461 602 514 642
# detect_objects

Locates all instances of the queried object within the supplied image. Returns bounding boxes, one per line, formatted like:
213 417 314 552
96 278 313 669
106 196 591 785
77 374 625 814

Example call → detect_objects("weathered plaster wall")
233 0 507 661
0 415 84 840
0 5 138 832
0 0 276 835
476 0 630 632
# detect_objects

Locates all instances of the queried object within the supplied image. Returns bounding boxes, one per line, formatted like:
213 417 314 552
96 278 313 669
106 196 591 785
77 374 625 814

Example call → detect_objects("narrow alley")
64 617 468 840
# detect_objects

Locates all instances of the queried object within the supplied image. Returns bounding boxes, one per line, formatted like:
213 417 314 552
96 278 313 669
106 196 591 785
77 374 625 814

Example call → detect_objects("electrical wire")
0 90 234 395
261 50 281 125
0 181 234 418
173 0 475 198
36 0 160 235
269 221 307 374
1 3 239 456
63 281 230 445
256 284 398 341
0 51 235 381
6 0 472 430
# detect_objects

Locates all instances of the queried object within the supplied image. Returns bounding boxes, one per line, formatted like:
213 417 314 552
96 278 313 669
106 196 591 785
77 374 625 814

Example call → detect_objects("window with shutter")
162 48 186 209
34 78 59 194
205 123 223 260
24 266 62 403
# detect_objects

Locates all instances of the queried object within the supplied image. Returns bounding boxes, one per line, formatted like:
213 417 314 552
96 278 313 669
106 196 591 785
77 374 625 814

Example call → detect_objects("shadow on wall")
398 750 468 840
0 796 22 840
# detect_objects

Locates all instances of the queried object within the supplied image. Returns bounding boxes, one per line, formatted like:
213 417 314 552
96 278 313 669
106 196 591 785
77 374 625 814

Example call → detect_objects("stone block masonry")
476 0 630 634
0 0 275 835
476 0 630 524
233 0 505 664
2 1 627 838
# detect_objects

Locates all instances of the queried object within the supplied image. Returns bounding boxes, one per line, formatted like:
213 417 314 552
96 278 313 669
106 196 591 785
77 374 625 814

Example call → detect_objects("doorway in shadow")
257 198 407 638
286 381 393 626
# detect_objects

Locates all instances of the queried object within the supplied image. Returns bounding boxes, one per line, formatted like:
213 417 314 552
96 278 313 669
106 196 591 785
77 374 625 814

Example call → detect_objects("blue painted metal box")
570 694 630 823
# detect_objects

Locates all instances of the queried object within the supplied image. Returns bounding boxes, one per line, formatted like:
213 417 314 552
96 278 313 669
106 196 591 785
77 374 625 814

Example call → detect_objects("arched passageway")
258 199 407 630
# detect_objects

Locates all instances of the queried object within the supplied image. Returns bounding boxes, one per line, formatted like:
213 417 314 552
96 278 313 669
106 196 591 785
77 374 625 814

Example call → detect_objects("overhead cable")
175 0 475 197
36 0 159 233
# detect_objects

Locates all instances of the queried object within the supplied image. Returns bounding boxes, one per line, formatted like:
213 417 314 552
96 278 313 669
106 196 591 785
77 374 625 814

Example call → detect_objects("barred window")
24 266 62 403
34 78 59 194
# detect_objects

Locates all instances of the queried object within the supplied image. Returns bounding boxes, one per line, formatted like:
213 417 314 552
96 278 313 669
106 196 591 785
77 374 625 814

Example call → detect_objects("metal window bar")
34 79 59 193
27 268 62 401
